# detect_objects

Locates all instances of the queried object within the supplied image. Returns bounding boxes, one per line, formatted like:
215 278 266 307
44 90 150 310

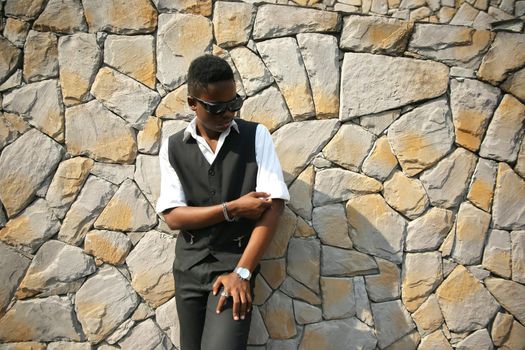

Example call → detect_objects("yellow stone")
137 116 161 153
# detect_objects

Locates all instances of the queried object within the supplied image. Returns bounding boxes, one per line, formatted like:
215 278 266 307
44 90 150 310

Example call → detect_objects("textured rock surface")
257 37 315 121
156 297 180 348
156 13 212 89
406 208 454 252
84 230 132 265
467 158 497 212
0 242 30 315
371 300 415 348
452 202 491 265
240 86 291 132
213 1 254 48
401 252 443 312
321 245 379 276
340 53 449 120
478 32 525 84
364 258 400 302
260 291 296 339
493 163 525 230
299 318 376 350
512 230 525 283
287 238 320 293
346 194 406 263
383 171 429 219
0 129 63 217
388 98 454 176
485 277 525 325
436 265 499 332
23 31 58 83
33 0 86 33
412 294 444 337
313 204 352 249
230 47 273 98
65 100 137 164
320 277 355 319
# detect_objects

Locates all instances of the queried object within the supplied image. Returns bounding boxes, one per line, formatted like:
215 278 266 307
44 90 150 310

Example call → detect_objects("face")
188 80 239 136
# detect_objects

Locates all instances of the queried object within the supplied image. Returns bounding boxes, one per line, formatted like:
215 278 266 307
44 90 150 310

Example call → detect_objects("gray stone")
293 300 322 325
4 0 47 20
493 163 525 230
321 246 379 276
95 179 157 232
75 265 140 343
359 110 400 137
212 45 246 99
263 207 297 259
0 112 28 150
383 170 429 219
314 168 382 206
90 163 135 185
419 330 453 349
313 204 353 249
436 265 499 332
82 0 157 34
401 252 443 312
420 148 478 209
58 33 101 106
340 15 413 54
156 298 180 349
322 123 375 172
137 117 161 154
23 31 57 83
499 319 525 349
252 4 340 40
104 35 156 89
47 342 92 350
156 13 212 90
412 294 444 337
478 32 525 84
91 67 160 129
247 307 269 345
340 53 448 120
346 194 406 263
406 207 455 252
126 231 176 307
0 128 64 218
132 302 155 322
152 0 212 15
0 199 61 253
287 238 320 293
482 229 511 278
260 291 296 339
0 242 30 315
33 0 87 33
479 94 525 163
296 33 340 119
58 176 117 246
230 47 273 97
279 276 321 306
134 155 160 210
0 69 22 92
491 312 513 347
65 100 137 164
501 66 525 103
213 1 255 48
456 329 493 350
299 318 377 350
371 300 415 349
272 119 339 184
17 240 95 299
0 296 81 342
2 18 30 48
106 318 135 344
118 319 173 350
452 201 491 265
511 230 525 283
408 24 492 69
259 258 286 290
450 78 501 152
3 79 64 141
46 157 94 219
257 37 315 121
485 277 525 325
353 276 374 327
288 166 314 221
387 97 454 177
321 277 355 319
155 85 194 120
364 258 400 302
467 158 498 212
84 230 132 265
240 86 291 132
361 136 398 182
450 3 479 26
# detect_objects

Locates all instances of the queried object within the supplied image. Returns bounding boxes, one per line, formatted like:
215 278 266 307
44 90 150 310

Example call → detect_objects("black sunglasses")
191 94 244 115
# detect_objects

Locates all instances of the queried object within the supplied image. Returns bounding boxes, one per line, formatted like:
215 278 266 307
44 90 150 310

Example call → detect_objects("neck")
196 121 220 141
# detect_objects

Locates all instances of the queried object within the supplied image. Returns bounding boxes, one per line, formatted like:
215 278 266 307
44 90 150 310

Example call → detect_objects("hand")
228 192 272 220
212 272 252 321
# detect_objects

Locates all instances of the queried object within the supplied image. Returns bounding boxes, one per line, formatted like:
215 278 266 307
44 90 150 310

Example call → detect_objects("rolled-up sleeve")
255 124 290 201
155 141 187 214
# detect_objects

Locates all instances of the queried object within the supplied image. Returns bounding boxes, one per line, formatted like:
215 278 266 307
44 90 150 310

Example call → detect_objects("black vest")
168 119 259 271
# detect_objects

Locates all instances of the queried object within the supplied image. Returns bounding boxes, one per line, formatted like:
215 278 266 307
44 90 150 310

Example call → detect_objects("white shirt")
156 118 290 214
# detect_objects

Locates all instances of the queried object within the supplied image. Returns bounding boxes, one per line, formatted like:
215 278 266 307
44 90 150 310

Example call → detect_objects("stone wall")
0 0 525 349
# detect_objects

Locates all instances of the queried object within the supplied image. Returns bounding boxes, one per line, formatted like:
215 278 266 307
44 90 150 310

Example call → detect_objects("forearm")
236 199 285 273
162 205 225 230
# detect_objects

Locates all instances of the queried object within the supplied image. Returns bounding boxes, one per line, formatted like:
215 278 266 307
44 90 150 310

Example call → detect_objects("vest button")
208 169 215 176
210 189 216 195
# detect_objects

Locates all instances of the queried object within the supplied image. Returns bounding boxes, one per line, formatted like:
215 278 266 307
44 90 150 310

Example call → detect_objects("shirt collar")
183 118 239 142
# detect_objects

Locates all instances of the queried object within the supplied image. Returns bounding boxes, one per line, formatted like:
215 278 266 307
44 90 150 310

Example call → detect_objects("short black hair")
187 54 234 97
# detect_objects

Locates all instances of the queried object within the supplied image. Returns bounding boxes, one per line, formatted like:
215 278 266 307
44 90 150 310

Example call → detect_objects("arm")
212 198 284 320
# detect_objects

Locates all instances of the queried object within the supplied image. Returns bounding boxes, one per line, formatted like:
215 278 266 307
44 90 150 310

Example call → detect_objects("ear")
187 96 197 111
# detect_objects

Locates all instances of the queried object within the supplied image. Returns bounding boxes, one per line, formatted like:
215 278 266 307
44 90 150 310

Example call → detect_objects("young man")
156 54 289 350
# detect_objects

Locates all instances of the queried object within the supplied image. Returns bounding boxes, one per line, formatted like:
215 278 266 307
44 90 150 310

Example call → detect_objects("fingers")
232 292 240 321
212 276 223 296
216 293 227 314
240 292 247 320
251 191 270 199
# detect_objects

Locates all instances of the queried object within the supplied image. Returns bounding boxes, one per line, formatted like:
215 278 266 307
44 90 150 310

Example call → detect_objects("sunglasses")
191 94 244 115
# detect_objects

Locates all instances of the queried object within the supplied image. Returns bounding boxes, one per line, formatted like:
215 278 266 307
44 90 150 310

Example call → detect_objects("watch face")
237 267 250 279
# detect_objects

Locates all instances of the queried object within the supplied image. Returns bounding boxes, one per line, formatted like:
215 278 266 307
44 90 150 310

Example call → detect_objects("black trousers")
174 255 258 350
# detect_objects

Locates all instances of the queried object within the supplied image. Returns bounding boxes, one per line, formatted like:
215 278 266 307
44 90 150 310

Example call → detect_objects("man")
156 54 289 350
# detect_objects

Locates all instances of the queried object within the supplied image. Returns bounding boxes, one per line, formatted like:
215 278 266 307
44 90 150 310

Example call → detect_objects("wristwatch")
234 267 251 280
